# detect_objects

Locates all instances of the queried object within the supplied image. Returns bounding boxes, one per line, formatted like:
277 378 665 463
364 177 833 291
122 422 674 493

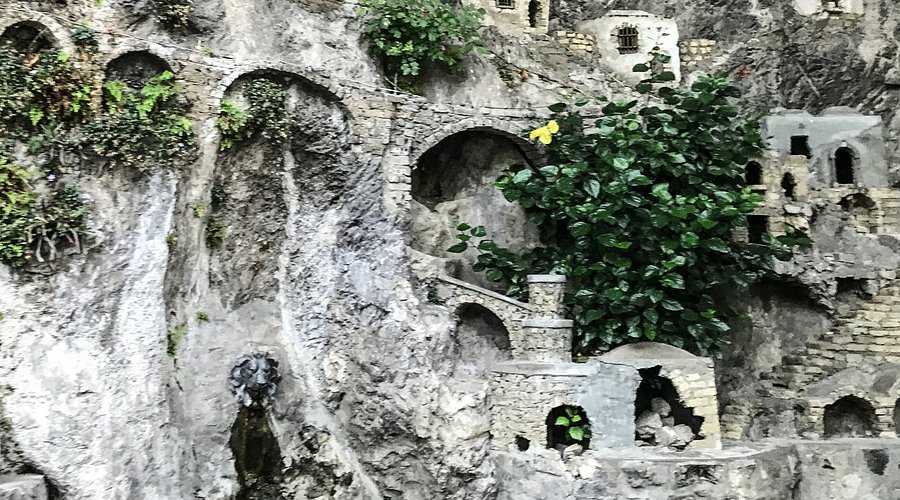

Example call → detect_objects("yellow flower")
529 120 560 145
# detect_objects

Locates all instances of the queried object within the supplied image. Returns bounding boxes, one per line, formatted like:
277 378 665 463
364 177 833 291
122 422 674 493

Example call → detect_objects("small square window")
497 0 515 9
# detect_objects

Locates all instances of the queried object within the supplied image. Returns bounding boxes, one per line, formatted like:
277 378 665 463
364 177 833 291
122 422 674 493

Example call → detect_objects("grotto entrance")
409 129 539 288
823 395 877 438
453 303 511 377
634 367 703 449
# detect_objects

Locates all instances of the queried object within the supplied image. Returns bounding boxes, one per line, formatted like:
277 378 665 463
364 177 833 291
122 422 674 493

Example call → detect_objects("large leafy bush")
357 0 485 89
450 59 805 354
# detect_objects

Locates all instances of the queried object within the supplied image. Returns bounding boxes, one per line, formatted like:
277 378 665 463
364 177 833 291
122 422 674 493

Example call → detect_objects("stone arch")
410 119 542 168
0 14 71 53
634 366 703 448
409 125 542 288
823 395 878 437
215 64 352 117
105 50 174 89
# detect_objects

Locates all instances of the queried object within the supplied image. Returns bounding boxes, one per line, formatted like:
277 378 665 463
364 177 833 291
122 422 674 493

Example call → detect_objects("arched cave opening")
105 51 172 90
546 405 591 450
0 22 54 53
823 395 877 438
453 303 511 377
409 130 539 286
634 366 703 449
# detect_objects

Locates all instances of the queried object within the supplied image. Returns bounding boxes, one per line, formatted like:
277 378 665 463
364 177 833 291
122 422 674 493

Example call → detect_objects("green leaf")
470 225 487 237
548 102 567 112
568 427 584 441
555 416 570 426
585 179 601 198
456 222 471 231
447 242 468 253
512 169 533 184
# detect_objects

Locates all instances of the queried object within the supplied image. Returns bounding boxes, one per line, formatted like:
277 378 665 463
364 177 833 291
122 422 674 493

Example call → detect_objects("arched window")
781 173 796 200
546 405 591 450
835 147 855 185
528 0 540 28
744 161 763 185
617 26 639 54
823 395 877 437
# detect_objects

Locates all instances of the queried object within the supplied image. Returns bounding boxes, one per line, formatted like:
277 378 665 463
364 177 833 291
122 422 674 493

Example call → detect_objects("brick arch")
410 118 544 168
0 14 72 53
215 63 353 117
97 45 179 76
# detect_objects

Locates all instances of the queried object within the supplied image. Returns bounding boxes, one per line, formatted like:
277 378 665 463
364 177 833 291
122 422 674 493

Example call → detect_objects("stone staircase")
722 284 900 439
762 285 900 397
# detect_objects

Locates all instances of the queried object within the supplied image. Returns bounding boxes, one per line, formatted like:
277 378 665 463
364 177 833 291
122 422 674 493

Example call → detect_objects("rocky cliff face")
2 0 900 499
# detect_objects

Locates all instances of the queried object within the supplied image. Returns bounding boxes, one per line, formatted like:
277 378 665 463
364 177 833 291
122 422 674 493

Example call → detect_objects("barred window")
617 26 639 54
497 0 515 9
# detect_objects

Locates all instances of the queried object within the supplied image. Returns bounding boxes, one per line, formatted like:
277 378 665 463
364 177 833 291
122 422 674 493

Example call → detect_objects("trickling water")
229 406 284 500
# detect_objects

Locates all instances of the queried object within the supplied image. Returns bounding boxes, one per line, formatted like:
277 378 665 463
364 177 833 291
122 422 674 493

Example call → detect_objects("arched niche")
823 395 877 438
781 172 796 200
409 128 540 288
546 404 591 450
839 193 877 233
453 303 511 377
1 21 55 54
105 51 172 90
634 366 703 448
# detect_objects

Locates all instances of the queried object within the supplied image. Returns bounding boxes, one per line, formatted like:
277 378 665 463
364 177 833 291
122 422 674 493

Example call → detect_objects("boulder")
636 411 663 439
650 397 672 417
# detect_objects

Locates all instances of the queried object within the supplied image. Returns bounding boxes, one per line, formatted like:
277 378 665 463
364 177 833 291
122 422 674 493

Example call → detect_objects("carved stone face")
228 352 282 407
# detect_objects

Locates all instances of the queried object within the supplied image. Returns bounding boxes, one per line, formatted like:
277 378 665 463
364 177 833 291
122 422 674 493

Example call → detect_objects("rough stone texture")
0 475 48 500
3 0 900 498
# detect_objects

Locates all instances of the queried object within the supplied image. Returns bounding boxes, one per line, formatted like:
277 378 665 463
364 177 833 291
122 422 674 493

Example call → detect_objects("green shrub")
357 0 485 89
450 55 807 355
0 158 89 268
83 71 194 172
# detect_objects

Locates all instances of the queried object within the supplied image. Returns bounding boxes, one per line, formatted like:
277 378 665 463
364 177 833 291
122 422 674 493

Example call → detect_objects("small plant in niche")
550 405 590 448
196 311 210 323
356 0 485 91
84 71 194 172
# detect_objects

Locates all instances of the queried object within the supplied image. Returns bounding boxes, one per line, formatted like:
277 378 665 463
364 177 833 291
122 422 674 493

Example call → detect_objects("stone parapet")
512 318 573 361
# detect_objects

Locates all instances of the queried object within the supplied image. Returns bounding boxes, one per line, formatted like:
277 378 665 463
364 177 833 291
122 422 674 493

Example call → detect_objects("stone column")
527 274 566 318
510 318 574 362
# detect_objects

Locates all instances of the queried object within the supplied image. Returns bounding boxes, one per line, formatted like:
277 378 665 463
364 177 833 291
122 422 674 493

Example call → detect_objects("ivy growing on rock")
0 42 194 269
84 71 194 172
0 158 88 268
450 58 807 355
216 79 290 150
356 0 485 90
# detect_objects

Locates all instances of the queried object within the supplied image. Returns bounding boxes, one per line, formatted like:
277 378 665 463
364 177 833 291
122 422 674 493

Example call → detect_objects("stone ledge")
521 318 573 328
527 274 567 283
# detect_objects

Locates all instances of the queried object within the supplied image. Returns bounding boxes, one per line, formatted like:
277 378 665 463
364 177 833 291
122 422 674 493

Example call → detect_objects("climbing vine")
215 79 291 150
450 57 808 355
357 0 485 90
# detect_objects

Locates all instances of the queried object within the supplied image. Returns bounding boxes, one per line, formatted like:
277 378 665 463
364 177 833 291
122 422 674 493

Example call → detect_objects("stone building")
576 10 681 84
